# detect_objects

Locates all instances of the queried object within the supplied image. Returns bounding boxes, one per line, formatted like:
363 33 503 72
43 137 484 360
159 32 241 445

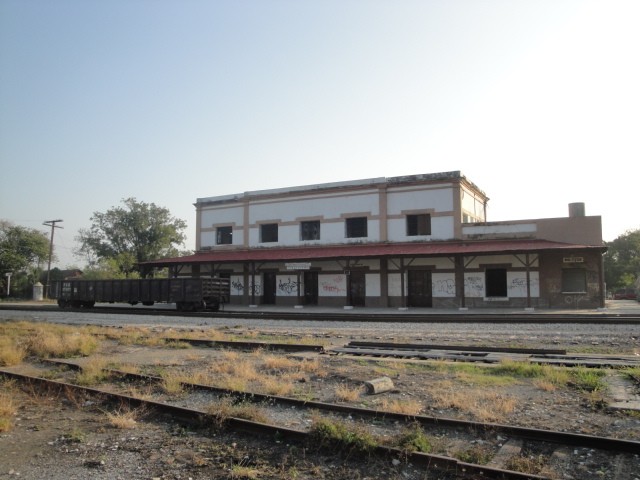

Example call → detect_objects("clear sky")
1 0 638 268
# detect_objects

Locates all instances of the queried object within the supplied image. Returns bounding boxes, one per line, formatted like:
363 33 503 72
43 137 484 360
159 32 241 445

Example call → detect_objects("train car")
52 277 230 311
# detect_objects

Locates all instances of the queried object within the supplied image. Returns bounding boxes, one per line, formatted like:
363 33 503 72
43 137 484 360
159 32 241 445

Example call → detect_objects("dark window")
216 226 233 245
260 223 278 243
346 217 368 238
301 221 320 240
407 214 431 236
485 268 507 297
562 268 587 292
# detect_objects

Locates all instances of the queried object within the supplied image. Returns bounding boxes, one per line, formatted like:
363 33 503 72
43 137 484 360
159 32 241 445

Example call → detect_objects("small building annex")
141 171 606 310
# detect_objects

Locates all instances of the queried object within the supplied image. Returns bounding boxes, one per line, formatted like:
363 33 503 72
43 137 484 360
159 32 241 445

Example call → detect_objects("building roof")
141 239 605 267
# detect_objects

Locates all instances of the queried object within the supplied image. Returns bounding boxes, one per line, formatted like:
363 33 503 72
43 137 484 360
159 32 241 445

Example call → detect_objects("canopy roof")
141 239 605 268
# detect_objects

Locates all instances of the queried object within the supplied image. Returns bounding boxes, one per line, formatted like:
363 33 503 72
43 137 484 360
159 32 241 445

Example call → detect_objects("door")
348 271 366 307
263 272 276 304
303 271 318 305
408 270 432 307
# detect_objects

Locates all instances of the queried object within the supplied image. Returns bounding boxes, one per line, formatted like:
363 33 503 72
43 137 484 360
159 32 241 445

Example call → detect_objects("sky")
1 0 638 268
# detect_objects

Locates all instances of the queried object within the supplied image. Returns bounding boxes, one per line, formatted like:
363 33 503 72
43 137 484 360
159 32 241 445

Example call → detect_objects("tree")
0 220 51 295
604 228 640 291
76 198 187 276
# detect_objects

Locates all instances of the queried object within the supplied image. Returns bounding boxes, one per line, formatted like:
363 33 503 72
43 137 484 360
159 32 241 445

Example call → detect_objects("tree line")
0 198 188 298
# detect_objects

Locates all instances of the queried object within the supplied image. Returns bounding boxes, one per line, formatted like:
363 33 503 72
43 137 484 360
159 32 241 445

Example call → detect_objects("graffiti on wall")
278 277 300 295
433 278 456 296
320 275 346 295
230 277 262 296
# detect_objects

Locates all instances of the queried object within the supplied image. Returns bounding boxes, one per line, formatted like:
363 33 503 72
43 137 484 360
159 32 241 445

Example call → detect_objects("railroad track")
330 341 640 368
2 303 640 324
2 360 639 480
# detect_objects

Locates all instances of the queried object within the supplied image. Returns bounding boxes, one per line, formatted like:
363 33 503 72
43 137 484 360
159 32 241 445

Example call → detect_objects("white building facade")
144 172 606 309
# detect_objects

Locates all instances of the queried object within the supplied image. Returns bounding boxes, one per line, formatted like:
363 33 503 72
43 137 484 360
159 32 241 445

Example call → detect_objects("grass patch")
105 407 141 429
334 384 363 402
0 387 17 432
75 356 110 385
393 423 432 453
379 397 422 415
454 443 494 464
570 367 607 392
206 397 268 429
309 416 378 455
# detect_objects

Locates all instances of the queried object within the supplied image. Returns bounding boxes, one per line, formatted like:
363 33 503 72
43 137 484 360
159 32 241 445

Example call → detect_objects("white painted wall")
386 186 454 214
432 273 456 297
319 274 348 297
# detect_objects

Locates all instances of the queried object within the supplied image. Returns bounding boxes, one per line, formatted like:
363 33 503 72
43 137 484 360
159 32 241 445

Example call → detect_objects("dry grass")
160 371 185 395
105 408 141 429
334 384 363 402
379 397 423 415
428 380 517 422
0 338 26 366
0 389 17 432
75 356 110 385
206 397 268 429
260 354 297 371
259 376 293 396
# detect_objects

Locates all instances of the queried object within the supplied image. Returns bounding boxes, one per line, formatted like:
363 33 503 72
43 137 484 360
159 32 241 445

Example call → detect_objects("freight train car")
52 277 230 311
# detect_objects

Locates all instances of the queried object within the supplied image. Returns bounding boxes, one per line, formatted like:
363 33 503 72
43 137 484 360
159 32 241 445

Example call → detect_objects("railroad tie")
486 438 523 469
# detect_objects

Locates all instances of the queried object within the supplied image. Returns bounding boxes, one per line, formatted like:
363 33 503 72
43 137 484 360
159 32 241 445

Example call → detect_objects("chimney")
568 202 585 217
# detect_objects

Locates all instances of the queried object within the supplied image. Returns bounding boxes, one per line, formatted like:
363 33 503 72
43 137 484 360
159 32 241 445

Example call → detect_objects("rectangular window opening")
485 268 507 297
216 226 233 245
300 221 320 241
562 268 587 293
407 214 431 236
260 223 278 243
346 217 368 238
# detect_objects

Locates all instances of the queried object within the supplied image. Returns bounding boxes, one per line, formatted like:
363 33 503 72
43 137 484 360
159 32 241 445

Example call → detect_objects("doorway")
408 270 432 307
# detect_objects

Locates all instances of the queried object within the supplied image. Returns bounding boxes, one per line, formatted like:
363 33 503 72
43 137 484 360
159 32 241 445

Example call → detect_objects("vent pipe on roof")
568 202 585 217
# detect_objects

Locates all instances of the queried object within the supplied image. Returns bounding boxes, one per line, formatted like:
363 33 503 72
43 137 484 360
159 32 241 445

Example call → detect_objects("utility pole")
43 219 63 299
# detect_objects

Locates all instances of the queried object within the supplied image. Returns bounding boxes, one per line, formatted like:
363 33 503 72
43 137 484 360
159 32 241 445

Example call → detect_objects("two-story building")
141 171 606 309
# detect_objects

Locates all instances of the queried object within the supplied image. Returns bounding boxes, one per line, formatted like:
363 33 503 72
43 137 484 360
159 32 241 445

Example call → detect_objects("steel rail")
41 359 640 455
2 303 640 324
0 369 549 480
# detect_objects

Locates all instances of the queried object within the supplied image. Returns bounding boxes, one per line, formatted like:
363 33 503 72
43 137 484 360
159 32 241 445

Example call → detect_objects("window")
216 226 232 245
562 268 586 293
345 217 367 238
260 223 278 243
485 268 507 297
407 214 431 236
300 221 320 240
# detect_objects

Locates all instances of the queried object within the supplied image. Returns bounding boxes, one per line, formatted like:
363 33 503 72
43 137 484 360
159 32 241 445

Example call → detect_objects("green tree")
604 229 640 291
0 220 51 295
76 198 187 277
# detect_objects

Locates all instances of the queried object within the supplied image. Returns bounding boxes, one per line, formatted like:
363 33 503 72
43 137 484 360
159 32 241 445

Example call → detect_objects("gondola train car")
52 277 230 311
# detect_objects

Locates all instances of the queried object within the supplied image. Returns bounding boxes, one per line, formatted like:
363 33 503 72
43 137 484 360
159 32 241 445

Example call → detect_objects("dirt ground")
1 329 640 479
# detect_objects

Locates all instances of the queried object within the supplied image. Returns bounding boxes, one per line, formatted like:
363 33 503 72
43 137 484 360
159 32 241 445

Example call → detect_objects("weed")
379 397 422 415
260 376 293 396
206 397 268 429
309 416 378 454
231 464 261 479
105 408 140 429
161 372 185 395
63 427 86 443
76 356 110 385
334 384 363 402
0 390 16 432
570 367 607 392
394 423 432 453
505 454 547 474
0 338 26 366
454 444 494 464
